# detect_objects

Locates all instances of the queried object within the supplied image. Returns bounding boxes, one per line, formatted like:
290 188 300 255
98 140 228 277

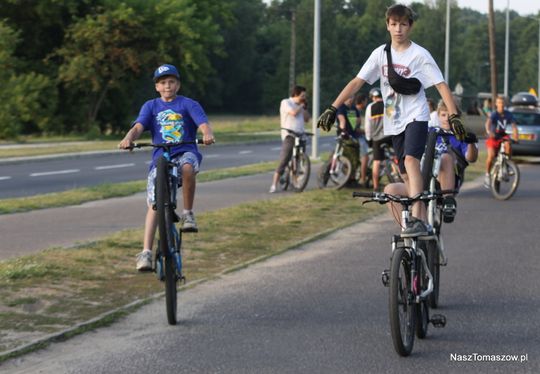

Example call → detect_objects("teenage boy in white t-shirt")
317 4 465 236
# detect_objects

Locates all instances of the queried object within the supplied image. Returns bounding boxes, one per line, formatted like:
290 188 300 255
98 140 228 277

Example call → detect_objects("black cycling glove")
317 105 337 132
449 114 466 142
464 132 478 144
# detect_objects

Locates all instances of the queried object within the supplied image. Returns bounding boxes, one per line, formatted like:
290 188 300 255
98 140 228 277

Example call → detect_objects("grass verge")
0 161 279 214
0 188 384 357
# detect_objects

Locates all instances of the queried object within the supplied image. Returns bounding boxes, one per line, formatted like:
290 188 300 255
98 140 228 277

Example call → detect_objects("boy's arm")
198 123 215 145
317 77 365 131
484 116 493 138
118 123 144 149
434 82 465 140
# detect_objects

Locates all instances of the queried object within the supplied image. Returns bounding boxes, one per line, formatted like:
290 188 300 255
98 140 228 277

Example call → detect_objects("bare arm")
332 77 366 108
198 123 215 145
118 123 144 149
484 116 492 137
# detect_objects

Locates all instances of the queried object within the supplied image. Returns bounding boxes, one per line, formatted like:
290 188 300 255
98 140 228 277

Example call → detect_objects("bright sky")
405 0 540 17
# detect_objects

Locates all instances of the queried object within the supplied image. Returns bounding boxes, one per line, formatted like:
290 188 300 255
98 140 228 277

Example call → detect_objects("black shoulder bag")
384 42 422 95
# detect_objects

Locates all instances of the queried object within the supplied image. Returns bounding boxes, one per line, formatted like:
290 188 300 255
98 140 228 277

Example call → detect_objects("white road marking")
270 147 281 151
30 169 80 177
94 163 135 170
239 150 253 155
0 176 12 181
205 154 220 158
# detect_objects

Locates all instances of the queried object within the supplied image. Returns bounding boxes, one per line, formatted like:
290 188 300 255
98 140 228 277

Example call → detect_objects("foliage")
0 0 538 139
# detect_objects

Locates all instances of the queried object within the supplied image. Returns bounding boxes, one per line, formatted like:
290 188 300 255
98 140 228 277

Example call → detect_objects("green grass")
0 188 384 355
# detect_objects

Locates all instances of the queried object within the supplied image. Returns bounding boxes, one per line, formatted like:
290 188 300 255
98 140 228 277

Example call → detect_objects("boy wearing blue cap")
119 64 214 271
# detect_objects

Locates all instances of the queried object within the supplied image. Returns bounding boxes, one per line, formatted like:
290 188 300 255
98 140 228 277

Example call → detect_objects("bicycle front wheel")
291 153 311 192
490 159 520 200
156 157 178 325
329 156 352 190
389 247 415 356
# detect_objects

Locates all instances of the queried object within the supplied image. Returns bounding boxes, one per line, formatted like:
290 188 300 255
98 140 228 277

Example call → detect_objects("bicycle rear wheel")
291 153 311 192
490 159 519 200
426 240 440 309
389 247 415 356
329 156 352 190
421 131 437 191
156 157 178 325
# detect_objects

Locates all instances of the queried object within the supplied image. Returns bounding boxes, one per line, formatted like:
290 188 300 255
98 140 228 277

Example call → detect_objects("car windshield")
512 112 540 126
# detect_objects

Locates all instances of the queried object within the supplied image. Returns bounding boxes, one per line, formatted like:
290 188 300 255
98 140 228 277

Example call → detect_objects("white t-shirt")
280 98 305 140
357 42 444 135
429 110 440 128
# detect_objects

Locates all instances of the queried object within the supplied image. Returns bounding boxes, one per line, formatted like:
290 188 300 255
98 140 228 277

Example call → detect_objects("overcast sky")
403 0 539 17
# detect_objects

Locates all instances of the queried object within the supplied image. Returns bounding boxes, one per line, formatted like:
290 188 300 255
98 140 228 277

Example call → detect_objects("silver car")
508 93 540 156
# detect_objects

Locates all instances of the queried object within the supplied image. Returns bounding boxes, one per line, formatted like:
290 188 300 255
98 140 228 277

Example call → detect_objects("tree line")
0 0 538 139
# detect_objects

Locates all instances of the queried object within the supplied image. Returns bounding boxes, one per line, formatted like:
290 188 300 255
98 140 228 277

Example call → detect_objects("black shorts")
372 136 393 161
392 121 428 174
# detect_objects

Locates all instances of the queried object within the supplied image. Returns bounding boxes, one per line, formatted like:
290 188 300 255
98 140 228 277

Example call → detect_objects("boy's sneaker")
269 185 277 193
442 196 457 223
483 173 490 188
401 218 430 238
181 211 198 232
136 249 152 271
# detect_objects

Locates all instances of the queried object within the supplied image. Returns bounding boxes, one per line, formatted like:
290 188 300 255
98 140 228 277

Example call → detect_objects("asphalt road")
0 138 335 199
3 164 539 373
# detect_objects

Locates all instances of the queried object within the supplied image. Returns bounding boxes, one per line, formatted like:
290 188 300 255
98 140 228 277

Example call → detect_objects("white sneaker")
483 173 490 189
182 211 198 232
269 185 276 193
136 249 152 271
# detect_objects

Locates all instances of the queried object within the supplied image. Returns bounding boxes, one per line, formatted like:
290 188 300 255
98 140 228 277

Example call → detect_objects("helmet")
153 64 180 82
369 88 381 97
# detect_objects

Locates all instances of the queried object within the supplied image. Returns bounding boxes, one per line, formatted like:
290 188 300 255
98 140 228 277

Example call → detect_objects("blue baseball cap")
153 64 180 82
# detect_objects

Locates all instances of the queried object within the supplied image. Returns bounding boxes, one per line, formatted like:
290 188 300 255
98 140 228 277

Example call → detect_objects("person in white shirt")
269 85 310 193
316 4 465 237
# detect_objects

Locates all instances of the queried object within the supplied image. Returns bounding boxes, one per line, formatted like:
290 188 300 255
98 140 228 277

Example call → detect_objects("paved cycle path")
0 171 314 261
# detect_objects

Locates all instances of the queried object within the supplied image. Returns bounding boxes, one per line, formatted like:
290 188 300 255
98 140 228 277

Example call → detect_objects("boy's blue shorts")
146 152 200 206
392 121 428 174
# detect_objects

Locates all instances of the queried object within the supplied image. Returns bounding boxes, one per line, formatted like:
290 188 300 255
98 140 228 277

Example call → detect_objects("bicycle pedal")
430 314 447 328
180 227 198 233
381 269 390 287
179 275 186 284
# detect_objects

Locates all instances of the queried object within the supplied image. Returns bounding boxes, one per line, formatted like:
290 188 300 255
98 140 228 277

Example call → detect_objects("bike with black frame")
353 190 452 356
278 128 313 192
129 139 204 325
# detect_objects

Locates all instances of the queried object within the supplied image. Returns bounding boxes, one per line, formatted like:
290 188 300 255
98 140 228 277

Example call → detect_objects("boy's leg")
182 163 195 211
143 207 158 251
137 170 159 271
176 152 200 232
438 153 455 191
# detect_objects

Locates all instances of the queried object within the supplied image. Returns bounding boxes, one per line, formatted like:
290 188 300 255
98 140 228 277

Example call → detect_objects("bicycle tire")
330 156 352 190
389 247 415 356
415 243 429 339
291 153 311 192
421 131 438 191
278 165 290 191
156 157 178 325
490 159 520 200
427 240 440 309
317 159 332 188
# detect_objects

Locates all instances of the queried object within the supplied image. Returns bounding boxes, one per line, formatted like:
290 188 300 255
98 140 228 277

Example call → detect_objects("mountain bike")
278 128 313 192
420 128 468 308
368 142 403 187
353 190 450 357
130 139 203 325
489 138 520 200
317 134 358 189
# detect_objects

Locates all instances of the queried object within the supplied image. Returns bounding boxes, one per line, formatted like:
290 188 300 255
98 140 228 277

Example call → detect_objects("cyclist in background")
365 88 394 191
484 96 518 188
269 85 310 193
352 94 370 187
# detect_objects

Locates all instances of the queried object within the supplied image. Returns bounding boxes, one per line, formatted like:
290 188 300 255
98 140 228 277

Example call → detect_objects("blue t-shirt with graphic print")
134 95 208 169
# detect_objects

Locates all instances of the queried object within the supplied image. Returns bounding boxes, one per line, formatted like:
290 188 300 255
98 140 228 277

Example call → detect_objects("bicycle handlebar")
352 189 457 205
126 139 205 150
280 128 314 137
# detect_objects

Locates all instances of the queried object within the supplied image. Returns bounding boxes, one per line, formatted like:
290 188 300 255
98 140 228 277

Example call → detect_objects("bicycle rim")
490 160 520 200
156 157 178 325
427 240 440 309
291 153 311 192
389 248 415 356
330 156 352 189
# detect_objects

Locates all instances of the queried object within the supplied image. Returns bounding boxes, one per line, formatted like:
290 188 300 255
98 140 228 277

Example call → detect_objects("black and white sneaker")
402 218 430 237
442 196 457 223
